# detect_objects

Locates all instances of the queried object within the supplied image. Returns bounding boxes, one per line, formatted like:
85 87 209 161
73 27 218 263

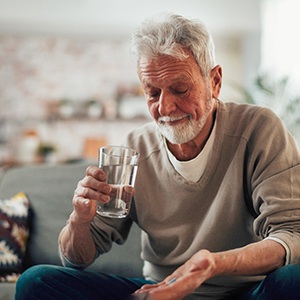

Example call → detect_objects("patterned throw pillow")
0 192 30 282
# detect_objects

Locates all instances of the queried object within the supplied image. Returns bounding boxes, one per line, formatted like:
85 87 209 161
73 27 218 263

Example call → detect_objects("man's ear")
210 65 222 98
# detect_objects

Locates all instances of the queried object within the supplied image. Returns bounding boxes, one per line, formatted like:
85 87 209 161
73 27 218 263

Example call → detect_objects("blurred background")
0 0 299 167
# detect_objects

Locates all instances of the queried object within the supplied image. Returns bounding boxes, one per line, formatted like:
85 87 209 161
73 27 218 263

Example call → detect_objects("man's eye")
175 89 188 95
148 91 160 99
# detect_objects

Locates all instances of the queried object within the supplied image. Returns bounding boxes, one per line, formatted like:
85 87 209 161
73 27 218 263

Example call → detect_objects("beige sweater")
91 101 300 299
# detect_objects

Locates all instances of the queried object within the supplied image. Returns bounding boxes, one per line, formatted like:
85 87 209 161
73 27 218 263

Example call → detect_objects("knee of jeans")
18 265 49 283
16 265 58 298
268 264 300 287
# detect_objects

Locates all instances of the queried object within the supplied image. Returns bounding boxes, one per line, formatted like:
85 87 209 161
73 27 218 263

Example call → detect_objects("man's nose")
158 92 176 116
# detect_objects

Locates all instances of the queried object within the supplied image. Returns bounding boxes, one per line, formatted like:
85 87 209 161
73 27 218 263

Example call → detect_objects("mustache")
158 114 192 124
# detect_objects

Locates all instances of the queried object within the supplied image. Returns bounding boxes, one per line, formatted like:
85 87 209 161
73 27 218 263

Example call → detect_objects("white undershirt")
165 120 217 182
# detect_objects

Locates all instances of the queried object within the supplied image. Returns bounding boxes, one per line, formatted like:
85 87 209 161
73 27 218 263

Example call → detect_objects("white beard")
157 97 214 144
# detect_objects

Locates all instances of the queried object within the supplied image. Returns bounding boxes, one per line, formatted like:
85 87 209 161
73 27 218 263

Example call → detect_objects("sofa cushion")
0 192 30 282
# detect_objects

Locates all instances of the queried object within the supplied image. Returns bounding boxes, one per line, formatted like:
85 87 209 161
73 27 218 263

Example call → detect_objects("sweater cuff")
58 244 99 269
264 236 290 265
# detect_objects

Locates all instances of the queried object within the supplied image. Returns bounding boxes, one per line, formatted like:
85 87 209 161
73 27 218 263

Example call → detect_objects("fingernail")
102 195 110 202
99 173 106 180
103 185 112 193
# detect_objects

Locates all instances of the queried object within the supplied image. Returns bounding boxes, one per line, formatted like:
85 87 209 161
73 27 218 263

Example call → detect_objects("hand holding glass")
97 146 139 218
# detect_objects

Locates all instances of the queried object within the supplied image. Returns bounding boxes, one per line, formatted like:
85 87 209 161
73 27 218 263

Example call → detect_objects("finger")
72 196 98 213
71 196 97 223
135 288 181 300
137 276 192 299
81 174 111 194
135 281 166 294
135 282 172 295
76 179 111 203
147 283 184 300
86 165 106 181
73 196 93 208
135 275 178 294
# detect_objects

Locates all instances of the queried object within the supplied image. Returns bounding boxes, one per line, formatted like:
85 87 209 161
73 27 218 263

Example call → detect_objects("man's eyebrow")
171 75 192 84
142 83 156 89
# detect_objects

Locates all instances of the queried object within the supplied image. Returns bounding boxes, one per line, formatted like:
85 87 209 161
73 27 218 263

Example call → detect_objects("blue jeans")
15 264 300 300
239 264 300 300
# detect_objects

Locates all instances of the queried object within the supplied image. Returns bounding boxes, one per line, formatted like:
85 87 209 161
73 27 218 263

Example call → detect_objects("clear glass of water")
97 145 139 218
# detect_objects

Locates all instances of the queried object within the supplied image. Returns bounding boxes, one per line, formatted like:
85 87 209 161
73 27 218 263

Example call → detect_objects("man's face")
138 50 220 145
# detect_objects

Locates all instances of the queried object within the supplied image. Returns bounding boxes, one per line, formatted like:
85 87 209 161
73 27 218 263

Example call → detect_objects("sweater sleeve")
248 108 300 265
90 214 133 254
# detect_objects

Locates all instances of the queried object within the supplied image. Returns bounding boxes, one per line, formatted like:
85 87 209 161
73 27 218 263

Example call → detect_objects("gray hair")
131 13 216 78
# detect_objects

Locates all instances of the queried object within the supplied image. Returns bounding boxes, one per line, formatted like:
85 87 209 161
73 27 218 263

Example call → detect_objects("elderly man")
16 13 300 300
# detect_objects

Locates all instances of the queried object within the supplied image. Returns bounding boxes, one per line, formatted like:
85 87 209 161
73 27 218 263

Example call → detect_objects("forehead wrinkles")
139 58 194 87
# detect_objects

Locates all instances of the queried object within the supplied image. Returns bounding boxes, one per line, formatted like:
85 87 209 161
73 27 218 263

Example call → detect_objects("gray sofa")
0 163 143 300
